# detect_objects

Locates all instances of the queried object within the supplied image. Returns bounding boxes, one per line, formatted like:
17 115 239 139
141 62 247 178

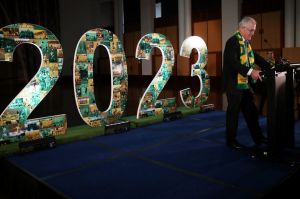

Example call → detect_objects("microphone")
263 39 290 71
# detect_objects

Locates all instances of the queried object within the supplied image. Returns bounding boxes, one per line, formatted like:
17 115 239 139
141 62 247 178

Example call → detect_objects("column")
178 0 192 46
296 0 300 47
284 0 295 48
221 0 241 110
140 0 155 75
114 0 124 43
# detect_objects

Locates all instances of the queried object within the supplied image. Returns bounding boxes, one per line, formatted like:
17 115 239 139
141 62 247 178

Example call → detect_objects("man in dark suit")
222 16 271 149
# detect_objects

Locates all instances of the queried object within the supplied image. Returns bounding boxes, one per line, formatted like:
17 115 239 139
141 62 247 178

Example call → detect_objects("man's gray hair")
239 16 256 28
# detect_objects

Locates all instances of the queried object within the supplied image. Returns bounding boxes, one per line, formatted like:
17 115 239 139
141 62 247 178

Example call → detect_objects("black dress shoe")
256 137 268 146
261 137 268 144
226 141 243 149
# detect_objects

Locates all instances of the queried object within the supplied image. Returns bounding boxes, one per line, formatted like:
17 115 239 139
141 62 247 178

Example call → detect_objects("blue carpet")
43 156 258 199
8 111 300 198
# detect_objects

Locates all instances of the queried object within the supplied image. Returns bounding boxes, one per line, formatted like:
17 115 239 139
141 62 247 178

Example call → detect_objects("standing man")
222 16 270 149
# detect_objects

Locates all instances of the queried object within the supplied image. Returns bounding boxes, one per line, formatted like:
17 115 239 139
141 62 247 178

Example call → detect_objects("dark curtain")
0 0 61 115
0 0 61 83
0 0 60 36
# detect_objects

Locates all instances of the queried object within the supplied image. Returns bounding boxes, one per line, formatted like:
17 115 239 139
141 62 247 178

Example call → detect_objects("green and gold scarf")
235 31 255 89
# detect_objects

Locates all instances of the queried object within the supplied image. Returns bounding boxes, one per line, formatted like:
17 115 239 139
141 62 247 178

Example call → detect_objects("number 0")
73 28 128 127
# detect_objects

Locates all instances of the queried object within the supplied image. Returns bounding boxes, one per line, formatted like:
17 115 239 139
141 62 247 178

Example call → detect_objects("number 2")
135 33 175 119
0 23 66 142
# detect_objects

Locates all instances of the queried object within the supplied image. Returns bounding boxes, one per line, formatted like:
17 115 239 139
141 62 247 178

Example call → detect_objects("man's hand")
250 69 262 81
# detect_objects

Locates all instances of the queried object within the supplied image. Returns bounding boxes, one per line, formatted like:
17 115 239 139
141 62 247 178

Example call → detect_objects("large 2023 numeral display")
0 23 67 143
0 23 209 142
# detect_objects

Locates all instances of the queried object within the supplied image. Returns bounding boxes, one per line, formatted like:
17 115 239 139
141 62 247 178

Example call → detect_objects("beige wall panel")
193 21 208 44
207 19 222 52
262 11 281 49
282 47 300 63
176 54 190 76
249 14 262 50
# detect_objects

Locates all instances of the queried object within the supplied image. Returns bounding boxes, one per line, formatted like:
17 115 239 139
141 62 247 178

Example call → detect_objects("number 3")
179 36 210 108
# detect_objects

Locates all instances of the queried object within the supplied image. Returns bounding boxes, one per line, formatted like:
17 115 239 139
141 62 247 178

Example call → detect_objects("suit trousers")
225 89 264 145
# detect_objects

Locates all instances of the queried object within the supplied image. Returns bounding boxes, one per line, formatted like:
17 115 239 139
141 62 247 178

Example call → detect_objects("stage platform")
1 111 300 199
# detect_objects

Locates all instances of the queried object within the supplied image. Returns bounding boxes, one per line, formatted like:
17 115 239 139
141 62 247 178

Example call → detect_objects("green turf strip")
0 106 201 157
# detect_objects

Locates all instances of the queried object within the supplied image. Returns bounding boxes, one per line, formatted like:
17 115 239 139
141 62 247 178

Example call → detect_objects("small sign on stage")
200 104 215 113
105 121 130 135
163 111 183 121
18 135 56 153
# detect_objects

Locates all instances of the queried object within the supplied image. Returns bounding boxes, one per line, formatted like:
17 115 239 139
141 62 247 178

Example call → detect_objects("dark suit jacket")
222 35 271 92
